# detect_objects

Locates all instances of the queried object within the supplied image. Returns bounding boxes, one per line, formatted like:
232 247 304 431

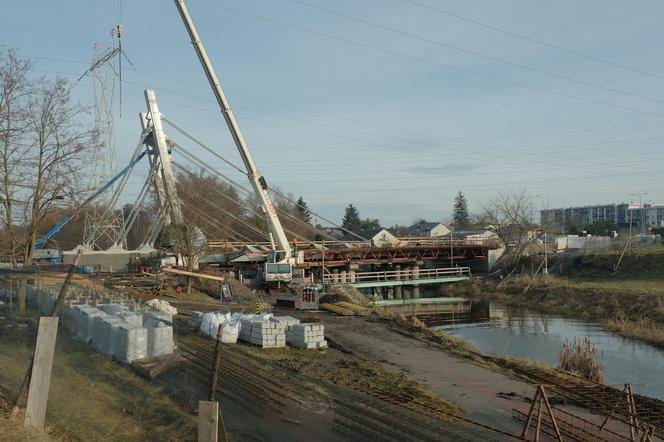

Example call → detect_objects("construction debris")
320 301 372 316
320 303 354 316
244 300 271 314
146 298 178 315
335 301 372 316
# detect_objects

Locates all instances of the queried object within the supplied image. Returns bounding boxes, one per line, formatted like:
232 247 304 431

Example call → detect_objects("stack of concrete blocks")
239 318 286 348
25 283 174 363
287 323 327 349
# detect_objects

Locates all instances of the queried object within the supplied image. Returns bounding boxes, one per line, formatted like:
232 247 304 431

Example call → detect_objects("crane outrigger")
174 0 302 283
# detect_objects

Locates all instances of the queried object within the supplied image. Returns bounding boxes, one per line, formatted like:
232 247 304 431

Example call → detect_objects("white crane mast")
174 0 293 263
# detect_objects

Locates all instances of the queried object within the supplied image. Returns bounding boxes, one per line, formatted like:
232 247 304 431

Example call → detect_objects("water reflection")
430 302 664 400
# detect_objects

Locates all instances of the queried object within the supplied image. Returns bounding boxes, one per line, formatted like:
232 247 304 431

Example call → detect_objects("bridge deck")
325 266 472 288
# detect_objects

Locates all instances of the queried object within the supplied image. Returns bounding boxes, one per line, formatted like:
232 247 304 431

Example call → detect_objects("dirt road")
325 317 534 433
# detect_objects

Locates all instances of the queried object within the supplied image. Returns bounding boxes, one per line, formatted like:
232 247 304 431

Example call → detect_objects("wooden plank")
198 401 219 442
24 317 59 431
163 267 225 282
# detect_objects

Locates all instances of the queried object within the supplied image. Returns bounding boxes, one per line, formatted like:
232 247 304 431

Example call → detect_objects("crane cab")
264 250 293 283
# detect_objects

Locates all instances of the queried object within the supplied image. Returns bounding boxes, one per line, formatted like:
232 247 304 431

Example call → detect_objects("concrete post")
198 400 219 442
25 317 59 431
332 269 339 284
340 270 347 284
8 277 13 310
412 286 420 298
18 279 26 313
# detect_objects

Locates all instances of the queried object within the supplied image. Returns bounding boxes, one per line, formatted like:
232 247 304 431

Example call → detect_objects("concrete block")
115 311 143 327
145 318 174 358
116 324 147 362
100 303 129 316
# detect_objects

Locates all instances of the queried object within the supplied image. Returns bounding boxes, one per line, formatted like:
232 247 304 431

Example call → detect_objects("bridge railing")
324 266 472 283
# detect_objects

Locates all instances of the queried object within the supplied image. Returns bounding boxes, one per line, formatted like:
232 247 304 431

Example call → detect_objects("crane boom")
174 0 293 262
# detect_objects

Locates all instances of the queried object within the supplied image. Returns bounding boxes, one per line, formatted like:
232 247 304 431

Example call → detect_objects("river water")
432 302 664 400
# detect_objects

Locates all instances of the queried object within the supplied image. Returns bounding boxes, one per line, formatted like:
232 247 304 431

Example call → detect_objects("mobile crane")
174 0 302 282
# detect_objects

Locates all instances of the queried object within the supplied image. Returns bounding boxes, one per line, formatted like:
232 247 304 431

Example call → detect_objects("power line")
123 80 663 169
192 0 664 118
285 0 664 105
301 169 663 195
400 0 664 81
33 56 663 158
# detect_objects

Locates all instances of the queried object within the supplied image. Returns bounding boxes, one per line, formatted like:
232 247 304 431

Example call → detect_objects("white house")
343 228 397 247
408 222 450 237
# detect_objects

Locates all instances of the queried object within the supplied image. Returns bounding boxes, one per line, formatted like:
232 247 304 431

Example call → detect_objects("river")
432 302 664 400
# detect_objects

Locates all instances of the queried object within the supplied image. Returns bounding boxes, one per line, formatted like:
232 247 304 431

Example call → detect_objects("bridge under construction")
36 0 504 295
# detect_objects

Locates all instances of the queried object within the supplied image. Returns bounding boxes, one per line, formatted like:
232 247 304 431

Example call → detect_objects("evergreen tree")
341 204 361 231
453 191 470 227
296 196 312 224
358 218 381 231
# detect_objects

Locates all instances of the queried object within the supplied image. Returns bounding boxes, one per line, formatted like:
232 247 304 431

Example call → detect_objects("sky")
3 0 664 227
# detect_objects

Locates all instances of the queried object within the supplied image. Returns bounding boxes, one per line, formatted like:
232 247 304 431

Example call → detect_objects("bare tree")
20 76 93 265
477 189 538 266
0 50 33 266
171 220 207 295
175 169 243 241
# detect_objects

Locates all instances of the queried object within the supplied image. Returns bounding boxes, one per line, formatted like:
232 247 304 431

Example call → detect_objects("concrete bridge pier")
393 265 402 299
412 265 420 298
346 265 356 283
403 266 412 298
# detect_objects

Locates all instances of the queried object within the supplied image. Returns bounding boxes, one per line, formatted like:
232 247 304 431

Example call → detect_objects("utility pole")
450 223 454 267
543 198 549 283
628 206 634 256
629 192 647 249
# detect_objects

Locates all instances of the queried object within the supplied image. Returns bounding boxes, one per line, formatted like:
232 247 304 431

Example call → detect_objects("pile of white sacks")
70 303 174 362
196 312 326 349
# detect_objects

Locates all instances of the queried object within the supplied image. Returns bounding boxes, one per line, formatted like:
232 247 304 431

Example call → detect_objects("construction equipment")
34 150 149 251
174 0 302 284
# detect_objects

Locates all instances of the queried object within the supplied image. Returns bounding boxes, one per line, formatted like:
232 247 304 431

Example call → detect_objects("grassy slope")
0 311 196 442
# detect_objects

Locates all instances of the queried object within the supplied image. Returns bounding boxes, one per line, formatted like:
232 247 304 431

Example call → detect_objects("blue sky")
3 0 664 226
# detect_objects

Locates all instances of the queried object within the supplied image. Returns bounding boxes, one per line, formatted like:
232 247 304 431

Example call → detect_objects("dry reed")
557 337 606 384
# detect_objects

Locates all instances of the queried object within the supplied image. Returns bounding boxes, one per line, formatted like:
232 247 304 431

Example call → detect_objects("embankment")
443 250 664 348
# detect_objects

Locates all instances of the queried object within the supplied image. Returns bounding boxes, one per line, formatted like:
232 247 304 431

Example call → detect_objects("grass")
0 412 54 442
557 338 606 384
0 308 197 442
605 317 664 349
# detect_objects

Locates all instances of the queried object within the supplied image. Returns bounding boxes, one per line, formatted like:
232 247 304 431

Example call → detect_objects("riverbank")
446 276 664 348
